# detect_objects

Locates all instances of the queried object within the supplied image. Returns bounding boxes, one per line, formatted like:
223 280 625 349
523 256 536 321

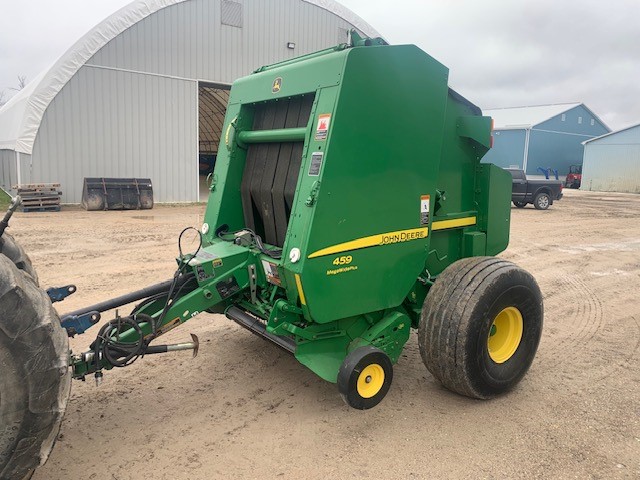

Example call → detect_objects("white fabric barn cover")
0 0 380 154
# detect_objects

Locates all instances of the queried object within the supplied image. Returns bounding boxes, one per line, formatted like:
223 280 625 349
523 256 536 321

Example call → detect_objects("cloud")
341 0 640 129
1 0 638 130
0 1 131 94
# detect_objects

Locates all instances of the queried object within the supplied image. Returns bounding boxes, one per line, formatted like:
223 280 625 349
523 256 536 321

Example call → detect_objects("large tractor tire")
0 233 38 284
0 255 71 480
418 257 543 399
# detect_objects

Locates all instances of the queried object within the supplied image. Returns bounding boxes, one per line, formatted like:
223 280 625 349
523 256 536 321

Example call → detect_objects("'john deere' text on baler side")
71 36 542 409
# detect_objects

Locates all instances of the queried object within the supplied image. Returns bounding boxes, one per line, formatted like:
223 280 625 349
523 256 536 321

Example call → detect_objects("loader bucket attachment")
81 177 154 211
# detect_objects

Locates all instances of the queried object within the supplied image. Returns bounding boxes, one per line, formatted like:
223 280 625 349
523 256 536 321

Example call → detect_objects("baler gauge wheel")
338 346 393 409
357 364 385 398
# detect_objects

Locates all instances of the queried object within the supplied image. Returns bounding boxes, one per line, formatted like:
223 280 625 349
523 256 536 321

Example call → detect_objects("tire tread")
419 257 541 399
0 255 70 480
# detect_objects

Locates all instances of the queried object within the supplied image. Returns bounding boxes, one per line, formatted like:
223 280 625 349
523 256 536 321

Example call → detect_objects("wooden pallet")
12 183 60 189
14 183 62 213
16 189 62 196
22 197 61 207
22 206 61 213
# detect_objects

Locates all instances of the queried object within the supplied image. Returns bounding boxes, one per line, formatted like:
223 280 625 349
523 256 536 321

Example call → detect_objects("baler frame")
0 31 546 480
41 31 536 409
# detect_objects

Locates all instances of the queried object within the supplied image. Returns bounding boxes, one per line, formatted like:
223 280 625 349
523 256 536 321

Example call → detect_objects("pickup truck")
506 168 563 210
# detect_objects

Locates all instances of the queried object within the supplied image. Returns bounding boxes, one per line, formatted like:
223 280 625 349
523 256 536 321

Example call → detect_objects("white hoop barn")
0 0 378 203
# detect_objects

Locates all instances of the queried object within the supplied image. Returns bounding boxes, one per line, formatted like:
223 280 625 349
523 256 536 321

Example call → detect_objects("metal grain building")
581 123 640 193
0 0 379 203
482 103 609 177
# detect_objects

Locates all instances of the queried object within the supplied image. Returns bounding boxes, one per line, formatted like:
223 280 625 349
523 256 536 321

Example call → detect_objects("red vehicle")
565 164 582 189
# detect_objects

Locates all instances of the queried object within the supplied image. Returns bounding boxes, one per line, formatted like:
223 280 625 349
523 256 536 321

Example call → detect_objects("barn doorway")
198 83 230 201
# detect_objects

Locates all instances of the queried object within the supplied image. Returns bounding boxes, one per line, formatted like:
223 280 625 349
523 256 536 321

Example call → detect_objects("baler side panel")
476 164 511 255
202 102 253 234
425 90 492 276
298 45 450 323
202 48 349 243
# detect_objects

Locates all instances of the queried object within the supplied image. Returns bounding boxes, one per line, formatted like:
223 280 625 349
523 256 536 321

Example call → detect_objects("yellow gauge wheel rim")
488 306 524 364
356 364 385 399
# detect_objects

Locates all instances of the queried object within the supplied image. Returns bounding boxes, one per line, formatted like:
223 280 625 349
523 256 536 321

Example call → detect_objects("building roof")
0 0 380 154
484 103 582 130
583 122 640 144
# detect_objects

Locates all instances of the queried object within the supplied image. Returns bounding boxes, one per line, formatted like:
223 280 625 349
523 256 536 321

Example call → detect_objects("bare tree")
9 75 27 92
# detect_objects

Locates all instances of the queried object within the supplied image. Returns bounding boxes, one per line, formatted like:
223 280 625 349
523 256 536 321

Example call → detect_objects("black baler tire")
338 346 393 410
533 192 550 210
0 233 38 285
0 255 70 480
513 201 527 208
418 257 543 399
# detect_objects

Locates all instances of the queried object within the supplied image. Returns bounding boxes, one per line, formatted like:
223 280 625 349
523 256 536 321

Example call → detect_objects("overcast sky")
0 0 638 130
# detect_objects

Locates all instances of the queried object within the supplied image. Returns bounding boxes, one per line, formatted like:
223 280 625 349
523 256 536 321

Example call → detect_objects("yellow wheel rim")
356 364 385 399
488 306 523 364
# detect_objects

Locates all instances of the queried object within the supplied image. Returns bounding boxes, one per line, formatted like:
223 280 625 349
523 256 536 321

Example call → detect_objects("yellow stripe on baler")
295 274 307 305
431 216 477 231
307 227 428 259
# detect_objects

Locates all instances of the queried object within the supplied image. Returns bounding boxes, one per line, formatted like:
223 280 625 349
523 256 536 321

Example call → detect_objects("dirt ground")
9 189 639 479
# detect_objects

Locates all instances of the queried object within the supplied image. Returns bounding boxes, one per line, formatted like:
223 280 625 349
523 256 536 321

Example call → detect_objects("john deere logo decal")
272 77 282 94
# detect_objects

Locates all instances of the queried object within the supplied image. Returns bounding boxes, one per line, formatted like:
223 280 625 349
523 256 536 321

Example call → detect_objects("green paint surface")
72 39 510 384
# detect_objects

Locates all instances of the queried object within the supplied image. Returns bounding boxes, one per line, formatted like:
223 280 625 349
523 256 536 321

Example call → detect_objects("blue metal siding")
483 105 611 176
482 129 526 169
526 129 587 176
526 105 610 175
535 105 609 137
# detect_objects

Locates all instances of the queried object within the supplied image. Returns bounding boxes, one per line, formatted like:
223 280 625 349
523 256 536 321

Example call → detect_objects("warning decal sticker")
315 114 331 140
420 195 430 225
261 260 282 286
308 152 324 176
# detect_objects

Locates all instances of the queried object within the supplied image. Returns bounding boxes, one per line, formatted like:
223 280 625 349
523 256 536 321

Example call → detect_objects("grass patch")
0 189 11 211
